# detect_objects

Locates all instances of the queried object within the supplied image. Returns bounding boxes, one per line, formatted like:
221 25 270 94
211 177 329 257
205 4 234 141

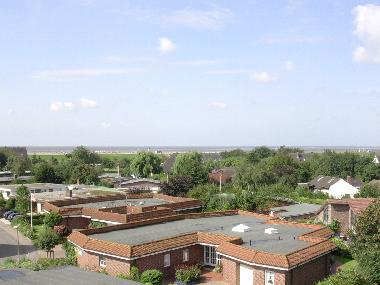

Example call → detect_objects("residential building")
44 193 202 229
68 211 335 285
308 175 359 198
208 168 236 185
316 199 376 235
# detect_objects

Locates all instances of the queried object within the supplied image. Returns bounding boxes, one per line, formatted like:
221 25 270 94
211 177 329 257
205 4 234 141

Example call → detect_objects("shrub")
53 225 71 237
5 198 16 210
331 238 351 258
62 241 77 265
140 269 163 285
328 219 341 234
175 264 202 284
0 257 71 271
43 212 63 228
88 221 107 229
116 266 140 281
317 269 365 285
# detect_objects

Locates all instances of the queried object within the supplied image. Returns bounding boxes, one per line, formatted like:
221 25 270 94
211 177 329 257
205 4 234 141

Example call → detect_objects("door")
240 264 253 285
204 246 220 266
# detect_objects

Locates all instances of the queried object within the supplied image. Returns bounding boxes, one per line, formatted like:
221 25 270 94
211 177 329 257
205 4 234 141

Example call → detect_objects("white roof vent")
264 228 279 235
232 224 251 233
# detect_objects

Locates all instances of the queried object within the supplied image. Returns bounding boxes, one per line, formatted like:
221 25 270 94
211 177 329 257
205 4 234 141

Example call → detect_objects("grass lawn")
332 255 358 271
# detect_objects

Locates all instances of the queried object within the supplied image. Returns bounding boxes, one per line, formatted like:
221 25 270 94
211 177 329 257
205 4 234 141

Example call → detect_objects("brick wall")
77 250 131 276
136 244 203 278
330 204 350 234
221 257 238 285
289 254 330 285
62 216 91 230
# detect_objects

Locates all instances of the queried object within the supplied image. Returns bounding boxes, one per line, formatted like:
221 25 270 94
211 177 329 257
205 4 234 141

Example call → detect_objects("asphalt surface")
0 220 38 262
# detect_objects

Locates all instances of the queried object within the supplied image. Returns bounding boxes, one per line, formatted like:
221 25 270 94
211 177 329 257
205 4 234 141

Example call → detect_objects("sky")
1 0 380 147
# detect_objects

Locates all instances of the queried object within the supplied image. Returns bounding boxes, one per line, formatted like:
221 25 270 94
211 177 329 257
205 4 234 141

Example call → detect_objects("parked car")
6 212 19 220
10 214 23 221
3 211 15 219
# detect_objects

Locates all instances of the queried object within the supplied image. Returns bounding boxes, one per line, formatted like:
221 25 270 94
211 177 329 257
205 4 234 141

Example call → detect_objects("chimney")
347 176 353 185
65 189 72 198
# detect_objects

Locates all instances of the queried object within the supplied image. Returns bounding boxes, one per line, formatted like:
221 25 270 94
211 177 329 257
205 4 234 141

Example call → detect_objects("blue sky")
1 0 380 146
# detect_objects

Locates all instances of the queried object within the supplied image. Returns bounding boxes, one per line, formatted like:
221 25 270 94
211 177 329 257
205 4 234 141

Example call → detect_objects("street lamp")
13 225 20 262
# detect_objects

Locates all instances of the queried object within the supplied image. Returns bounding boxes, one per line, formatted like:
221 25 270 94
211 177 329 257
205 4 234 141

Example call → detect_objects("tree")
6 154 30 176
350 200 380 284
34 226 60 257
355 184 380 198
70 146 100 165
247 146 275 164
15 185 29 214
43 212 63 227
317 270 365 285
70 164 99 184
5 198 15 210
101 157 116 169
130 151 161 178
0 151 7 169
162 175 193 197
33 162 62 183
173 152 207 185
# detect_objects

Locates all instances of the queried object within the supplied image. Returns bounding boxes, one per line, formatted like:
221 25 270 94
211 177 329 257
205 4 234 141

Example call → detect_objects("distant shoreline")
25 146 380 155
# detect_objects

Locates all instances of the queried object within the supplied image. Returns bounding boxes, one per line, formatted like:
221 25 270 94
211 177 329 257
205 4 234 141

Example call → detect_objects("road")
0 219 39 262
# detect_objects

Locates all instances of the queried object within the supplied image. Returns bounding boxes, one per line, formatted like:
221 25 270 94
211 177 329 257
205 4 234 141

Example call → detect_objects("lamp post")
13 225 20 262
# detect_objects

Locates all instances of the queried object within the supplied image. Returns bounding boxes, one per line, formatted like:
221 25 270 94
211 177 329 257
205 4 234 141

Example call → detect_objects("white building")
308 175 359 199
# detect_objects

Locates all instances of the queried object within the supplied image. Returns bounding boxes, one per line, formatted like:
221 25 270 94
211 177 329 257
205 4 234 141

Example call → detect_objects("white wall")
324 179 358 199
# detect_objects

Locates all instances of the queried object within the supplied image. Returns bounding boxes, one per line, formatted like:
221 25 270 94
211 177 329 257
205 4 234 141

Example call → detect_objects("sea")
26 146 380 154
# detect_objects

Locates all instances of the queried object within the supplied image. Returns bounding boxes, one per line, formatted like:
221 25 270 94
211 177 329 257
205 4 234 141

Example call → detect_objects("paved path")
0 219 64 262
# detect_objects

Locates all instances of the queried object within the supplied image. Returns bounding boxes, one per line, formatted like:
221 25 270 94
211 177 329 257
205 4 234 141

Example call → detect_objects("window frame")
183 249 189 262
265 270 275 285
99 256 106 268
164 253 171 267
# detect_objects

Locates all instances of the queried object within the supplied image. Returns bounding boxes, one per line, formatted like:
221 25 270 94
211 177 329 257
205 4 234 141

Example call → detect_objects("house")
118 178 162 193
346 176 364 189
44 193 202 229
161 152 222 174
373 152 380 164
288 152 306 162
308 175 359 198
270 203 322 220
208 168 236 185
0 171 33 184
68 211 336 285
316 198 376 235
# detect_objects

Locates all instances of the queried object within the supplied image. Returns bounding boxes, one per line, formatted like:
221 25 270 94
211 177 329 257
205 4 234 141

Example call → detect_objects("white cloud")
285 60 295 72
80 98 97 109
353 4 380 64
99 122 111 128
249 71 277 83
50 101 74 112
211 102 227 109
111 7 232 30
32 68 144 80
159 37 176 54
208 69 277 83
162 8 232 30
7 108 13 115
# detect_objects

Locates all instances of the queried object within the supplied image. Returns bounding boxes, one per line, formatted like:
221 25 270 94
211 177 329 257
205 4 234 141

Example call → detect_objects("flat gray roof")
62 198 170 209
0 266 141 284
90 215 314 255
271 203 322 218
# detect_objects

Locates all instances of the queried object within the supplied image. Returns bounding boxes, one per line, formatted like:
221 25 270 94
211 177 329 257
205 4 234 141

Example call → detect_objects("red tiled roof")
326 198 376 214
67 211 336 269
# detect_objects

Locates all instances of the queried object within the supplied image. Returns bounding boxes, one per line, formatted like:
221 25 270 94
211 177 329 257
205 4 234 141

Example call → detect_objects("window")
265 271 275 285
76 248 82 256
323 206 329 224
99 256 106 268
183 249 189 262
164 253 170 267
